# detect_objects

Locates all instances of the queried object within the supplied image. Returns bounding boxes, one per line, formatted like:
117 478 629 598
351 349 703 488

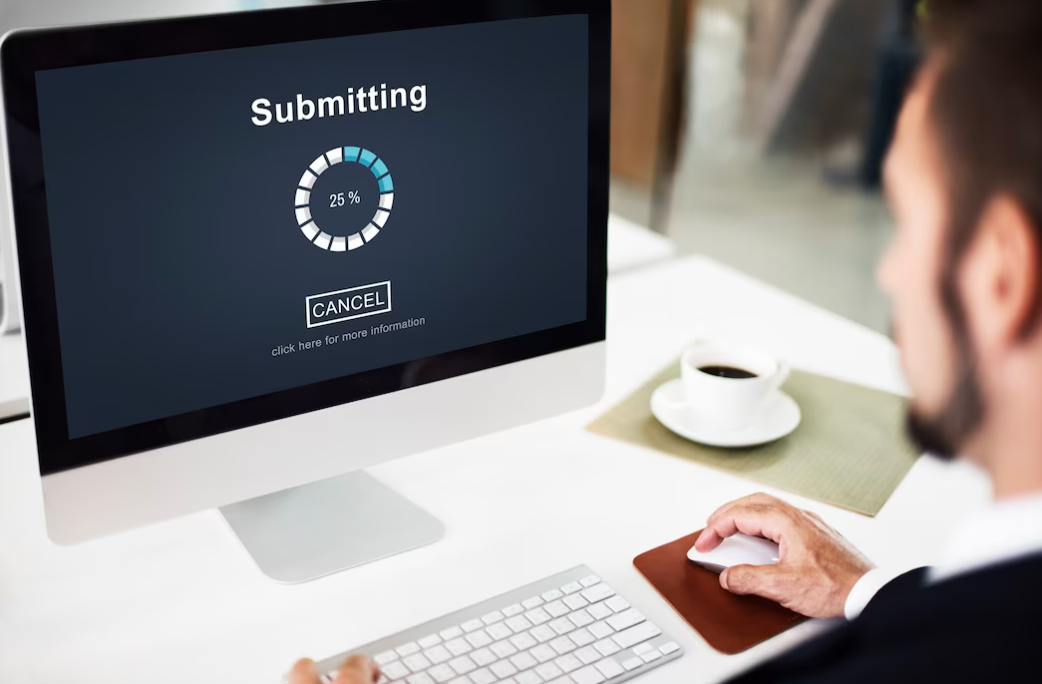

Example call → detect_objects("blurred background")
0 0 922 335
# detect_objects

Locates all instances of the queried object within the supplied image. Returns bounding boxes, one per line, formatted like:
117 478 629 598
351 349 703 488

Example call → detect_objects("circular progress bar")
294 147 394 252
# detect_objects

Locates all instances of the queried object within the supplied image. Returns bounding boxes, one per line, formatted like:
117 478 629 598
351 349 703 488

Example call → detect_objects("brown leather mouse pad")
634 530 808 655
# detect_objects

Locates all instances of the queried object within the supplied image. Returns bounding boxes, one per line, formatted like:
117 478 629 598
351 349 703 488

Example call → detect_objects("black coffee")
698 365 758 380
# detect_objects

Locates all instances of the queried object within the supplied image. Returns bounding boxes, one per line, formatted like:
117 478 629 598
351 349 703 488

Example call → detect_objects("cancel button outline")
306 280 392 329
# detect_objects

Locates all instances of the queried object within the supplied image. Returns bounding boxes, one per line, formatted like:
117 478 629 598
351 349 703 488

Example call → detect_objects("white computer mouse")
687 533 780 573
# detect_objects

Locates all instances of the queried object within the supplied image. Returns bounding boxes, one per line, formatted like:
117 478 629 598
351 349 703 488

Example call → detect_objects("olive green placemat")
587 363 919 516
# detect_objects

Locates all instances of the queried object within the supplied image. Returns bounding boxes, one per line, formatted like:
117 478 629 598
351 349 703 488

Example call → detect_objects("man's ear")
960 195 1042 354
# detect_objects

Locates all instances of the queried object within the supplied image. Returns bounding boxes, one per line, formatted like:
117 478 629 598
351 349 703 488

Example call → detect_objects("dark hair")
924 0 1042 335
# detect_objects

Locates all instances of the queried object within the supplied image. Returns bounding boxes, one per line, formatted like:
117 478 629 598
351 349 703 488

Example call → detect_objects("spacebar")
613 622 662 649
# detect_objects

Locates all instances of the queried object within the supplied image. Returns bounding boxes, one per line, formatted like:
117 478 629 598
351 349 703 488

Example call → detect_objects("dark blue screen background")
35 16 589 439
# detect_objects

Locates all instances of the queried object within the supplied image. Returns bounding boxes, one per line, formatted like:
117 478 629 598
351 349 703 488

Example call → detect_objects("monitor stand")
219 471 444 583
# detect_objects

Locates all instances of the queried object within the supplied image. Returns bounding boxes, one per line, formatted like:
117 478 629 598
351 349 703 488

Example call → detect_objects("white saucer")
650 379 801 448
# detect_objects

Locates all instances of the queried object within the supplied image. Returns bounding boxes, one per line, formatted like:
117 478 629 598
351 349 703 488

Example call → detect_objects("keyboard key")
406 674 435 684
492 660 519 678
545 601 570 618
491 640 518 658
504 603 525 617
398 643 421 657
466 631 493 649
561 582 583 595
449 655 477 675
510 652 538 671
472 647 497 666
586 603 612 621
580 576 601 588
448 678 471 684
563 595 588 611
507 616 534 633
595 659 624 679
531 625 557 643
463 619 485 633
510 633 537 651
568 610 594 628
482 611 505 625
403 654 432 672
425 645 452 664
593 639 620 657
537 663 564 680
572 666 606 684
441 627 464 641
570 628 595 647
374 651 399 665
549 618 576 636
606 610 645 632
659 641 680 655
526 608 552 625
588 622 614 639
471 668 497 684
516 673 543 684
419 635 442 649
612 623 661 650
522 597 544 609
622 658 642 672
428 664 456 683
382 662 410 680
641 651 662 663
445 638 472 656
556 654 583 673
575 647 600 665
542 589 564 602
632 643 654 656
604 597 629 614
549 636 577 655
487 622 513 641
580 585 615 604
533 643 559 662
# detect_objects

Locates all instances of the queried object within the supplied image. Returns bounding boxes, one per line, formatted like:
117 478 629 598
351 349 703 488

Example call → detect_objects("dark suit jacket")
727 554 1042 683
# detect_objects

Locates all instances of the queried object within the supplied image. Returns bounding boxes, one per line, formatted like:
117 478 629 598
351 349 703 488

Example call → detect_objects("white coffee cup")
674 340 791 430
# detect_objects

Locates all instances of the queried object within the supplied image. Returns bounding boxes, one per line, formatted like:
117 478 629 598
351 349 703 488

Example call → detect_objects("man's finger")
695 494 789 551
288 659 322 684
719 563 784 601
698 503 793 551
335 655 380 684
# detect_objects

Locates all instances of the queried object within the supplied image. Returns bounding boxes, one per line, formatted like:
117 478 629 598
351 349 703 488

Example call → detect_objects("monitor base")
219 471 444 583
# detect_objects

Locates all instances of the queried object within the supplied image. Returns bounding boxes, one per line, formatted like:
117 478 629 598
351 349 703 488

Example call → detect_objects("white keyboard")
302 566 683 684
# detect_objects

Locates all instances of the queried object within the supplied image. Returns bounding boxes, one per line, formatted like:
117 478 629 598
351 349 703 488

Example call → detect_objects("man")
291 0 1042 681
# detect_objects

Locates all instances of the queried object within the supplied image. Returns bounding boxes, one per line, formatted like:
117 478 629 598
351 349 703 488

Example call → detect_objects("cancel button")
306 281 392 328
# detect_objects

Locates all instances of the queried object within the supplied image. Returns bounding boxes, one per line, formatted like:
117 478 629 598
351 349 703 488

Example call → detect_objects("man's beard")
905 307 986 461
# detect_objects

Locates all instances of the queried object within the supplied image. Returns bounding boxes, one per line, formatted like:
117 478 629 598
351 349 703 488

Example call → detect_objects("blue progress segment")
358 149 377 168
370 159 389 179
343 146 361 163
378 175 394 193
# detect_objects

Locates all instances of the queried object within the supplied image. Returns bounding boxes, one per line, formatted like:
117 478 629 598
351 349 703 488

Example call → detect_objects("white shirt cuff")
844 568 906 620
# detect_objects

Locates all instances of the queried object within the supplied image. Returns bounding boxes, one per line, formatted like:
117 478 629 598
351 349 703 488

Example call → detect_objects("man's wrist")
843 568 907 620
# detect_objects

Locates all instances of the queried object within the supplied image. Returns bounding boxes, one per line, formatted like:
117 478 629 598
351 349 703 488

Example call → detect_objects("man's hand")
695 493 874 618
289 655 380 684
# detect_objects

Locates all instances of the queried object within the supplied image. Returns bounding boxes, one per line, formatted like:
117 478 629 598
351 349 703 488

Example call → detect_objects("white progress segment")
309 155 330 176
362 224 380 242
379 193 394 211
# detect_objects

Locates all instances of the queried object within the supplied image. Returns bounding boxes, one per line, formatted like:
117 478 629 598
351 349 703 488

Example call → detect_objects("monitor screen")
30 15 590 440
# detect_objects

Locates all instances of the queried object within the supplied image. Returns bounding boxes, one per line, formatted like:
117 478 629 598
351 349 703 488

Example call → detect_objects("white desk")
607 215 677 275
0 333 29 420
0 256 990 684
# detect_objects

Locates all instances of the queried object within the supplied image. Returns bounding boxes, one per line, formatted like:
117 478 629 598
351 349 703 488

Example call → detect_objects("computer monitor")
1 0 609 582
